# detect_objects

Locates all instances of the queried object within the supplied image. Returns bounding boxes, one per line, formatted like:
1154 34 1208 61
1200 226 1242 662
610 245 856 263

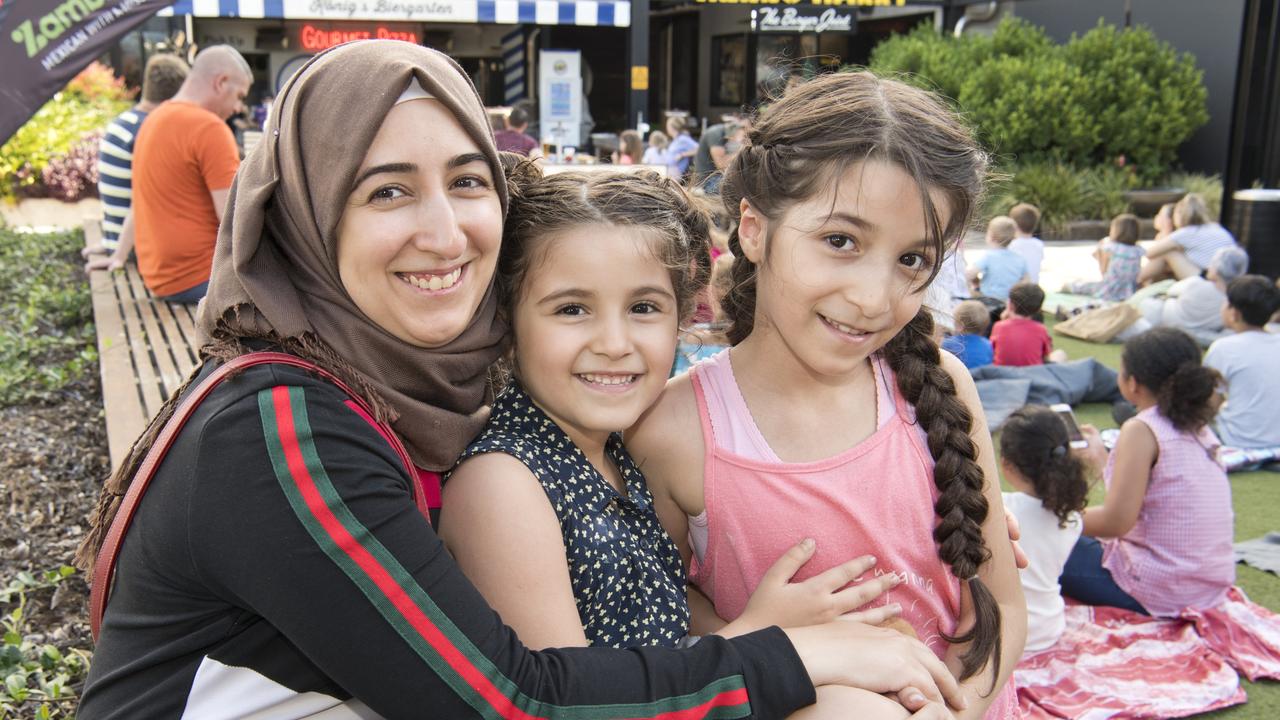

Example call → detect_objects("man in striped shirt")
83 54 188 257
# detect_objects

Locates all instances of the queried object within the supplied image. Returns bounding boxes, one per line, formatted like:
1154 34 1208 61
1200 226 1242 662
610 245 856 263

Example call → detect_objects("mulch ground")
0 372 109 654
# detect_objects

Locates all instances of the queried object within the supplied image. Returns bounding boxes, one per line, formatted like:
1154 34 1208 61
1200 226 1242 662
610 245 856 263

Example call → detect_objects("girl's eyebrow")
352 162 415 188
632 285 677 299
538 288 593 305
537 285 676 305
829 211 876 230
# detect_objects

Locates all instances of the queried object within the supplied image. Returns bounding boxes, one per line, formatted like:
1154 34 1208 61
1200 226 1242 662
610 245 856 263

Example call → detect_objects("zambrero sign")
1 0 177 144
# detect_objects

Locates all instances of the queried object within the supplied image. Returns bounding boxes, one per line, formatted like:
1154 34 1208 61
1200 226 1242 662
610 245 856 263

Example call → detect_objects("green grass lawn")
997 324 1279 717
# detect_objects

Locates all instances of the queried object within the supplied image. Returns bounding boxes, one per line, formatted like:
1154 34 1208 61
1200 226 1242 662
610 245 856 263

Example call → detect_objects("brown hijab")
196 40 509 471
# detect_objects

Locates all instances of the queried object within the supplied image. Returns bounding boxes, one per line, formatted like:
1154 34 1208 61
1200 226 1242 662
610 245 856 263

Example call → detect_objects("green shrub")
984 161 1094 237
984 161 1144 235
1 62 131 200
1081 164 1143 220
871 17 1208 182
957 54 1099 164
1061 22 1208 180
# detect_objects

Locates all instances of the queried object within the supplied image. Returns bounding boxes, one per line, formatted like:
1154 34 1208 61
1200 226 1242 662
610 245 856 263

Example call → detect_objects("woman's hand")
785 623 968 713
718 540 902 637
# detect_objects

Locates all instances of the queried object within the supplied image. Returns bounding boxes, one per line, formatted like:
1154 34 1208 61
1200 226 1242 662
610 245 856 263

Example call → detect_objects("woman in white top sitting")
1138 193 1237 285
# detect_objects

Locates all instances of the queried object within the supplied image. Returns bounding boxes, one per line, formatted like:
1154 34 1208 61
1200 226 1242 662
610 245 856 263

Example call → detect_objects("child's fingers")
807 554 879 593
757 538 818 586
838 602 902 626
828 569 900 610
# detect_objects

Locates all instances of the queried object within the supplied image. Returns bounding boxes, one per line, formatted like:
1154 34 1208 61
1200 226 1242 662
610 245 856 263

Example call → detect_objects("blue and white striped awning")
159 0 630 26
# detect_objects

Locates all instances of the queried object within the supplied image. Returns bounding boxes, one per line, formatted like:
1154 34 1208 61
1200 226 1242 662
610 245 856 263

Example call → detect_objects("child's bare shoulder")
627 372 702 468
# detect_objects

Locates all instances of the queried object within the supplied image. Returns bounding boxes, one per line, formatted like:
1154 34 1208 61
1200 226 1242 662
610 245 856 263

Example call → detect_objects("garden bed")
0 226 105 717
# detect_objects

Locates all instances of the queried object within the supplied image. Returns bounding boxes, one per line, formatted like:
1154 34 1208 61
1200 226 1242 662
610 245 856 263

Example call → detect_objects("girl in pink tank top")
628 72 1025 719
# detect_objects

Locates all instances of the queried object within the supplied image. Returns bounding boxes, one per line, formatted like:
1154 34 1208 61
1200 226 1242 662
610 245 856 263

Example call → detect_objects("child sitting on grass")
1062 327 1234 616
942 300 993 369
991 283 1063 367
1205 275 1280 450
1069 213 1145 302
999 406 1091 654
967 216 1029 301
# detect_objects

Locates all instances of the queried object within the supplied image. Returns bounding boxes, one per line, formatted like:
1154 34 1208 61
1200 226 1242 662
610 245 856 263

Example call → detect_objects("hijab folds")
197 40 509 471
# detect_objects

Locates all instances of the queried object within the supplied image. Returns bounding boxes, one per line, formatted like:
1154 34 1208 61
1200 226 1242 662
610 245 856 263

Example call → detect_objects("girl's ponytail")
885 310 1000 687
1122 327 1221 433
1158 362 1220 433
721 228 757 345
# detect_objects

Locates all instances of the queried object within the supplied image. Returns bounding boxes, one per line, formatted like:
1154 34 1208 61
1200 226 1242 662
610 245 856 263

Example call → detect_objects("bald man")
89 45 251 303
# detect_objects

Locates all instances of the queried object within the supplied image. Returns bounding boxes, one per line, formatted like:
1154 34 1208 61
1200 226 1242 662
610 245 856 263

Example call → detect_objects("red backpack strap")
90 351 426 641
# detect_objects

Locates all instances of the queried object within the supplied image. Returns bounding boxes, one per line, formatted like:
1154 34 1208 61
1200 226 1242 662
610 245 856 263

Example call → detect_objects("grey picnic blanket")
1235 532 1280 575
971 359 1123 430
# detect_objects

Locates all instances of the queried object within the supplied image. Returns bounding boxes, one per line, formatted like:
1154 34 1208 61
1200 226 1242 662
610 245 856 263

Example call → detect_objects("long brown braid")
718 71 1002 684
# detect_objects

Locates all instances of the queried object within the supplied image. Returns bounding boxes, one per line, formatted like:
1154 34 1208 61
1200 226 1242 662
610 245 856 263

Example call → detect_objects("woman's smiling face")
336 99 502 348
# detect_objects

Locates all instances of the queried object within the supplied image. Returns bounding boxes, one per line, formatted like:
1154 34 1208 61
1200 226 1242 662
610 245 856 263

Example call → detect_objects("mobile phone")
1050 403 1089 449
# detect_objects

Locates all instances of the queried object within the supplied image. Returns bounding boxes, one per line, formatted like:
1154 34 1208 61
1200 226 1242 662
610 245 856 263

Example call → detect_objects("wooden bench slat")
170 302 202 369
123 269 185 401
90 272 149 470
123 266 193 397
152 300 200 379
84 217 204 471
115 267 167 421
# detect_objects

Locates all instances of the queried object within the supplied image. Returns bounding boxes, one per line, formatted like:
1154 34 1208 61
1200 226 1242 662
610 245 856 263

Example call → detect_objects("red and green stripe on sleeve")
258 385 754 720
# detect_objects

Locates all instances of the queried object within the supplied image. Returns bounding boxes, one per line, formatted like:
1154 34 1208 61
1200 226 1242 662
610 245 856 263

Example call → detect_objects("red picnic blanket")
1014 588 1280 719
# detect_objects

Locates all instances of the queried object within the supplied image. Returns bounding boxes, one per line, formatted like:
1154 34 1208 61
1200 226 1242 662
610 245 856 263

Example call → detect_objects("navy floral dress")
452 382 691 649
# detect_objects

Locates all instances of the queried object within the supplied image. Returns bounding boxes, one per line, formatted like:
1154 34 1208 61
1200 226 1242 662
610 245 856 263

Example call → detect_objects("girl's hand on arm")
718 541 902 638
1083 418 1156 538
784 623 967 713
940 353 1027 719
439 453 590 649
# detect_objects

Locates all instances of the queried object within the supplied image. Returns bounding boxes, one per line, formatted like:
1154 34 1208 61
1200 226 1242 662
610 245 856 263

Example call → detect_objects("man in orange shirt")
89 45 250 303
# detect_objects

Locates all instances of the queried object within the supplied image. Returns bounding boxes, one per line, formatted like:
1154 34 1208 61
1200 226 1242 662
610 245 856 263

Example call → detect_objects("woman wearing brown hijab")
76 41 963 719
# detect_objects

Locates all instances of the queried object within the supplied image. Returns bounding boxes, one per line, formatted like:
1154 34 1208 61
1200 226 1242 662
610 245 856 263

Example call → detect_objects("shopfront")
148 0 631 116
649 0 942 124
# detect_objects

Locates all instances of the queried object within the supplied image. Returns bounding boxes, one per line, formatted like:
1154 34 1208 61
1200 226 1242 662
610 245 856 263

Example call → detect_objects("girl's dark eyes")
900 253 932 271
555 304 587 317
824 234 856 252
631 301 662 314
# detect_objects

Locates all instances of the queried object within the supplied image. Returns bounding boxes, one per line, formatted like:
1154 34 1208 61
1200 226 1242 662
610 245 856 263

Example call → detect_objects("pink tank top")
1102 406 1234 616
689 350 1018 718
